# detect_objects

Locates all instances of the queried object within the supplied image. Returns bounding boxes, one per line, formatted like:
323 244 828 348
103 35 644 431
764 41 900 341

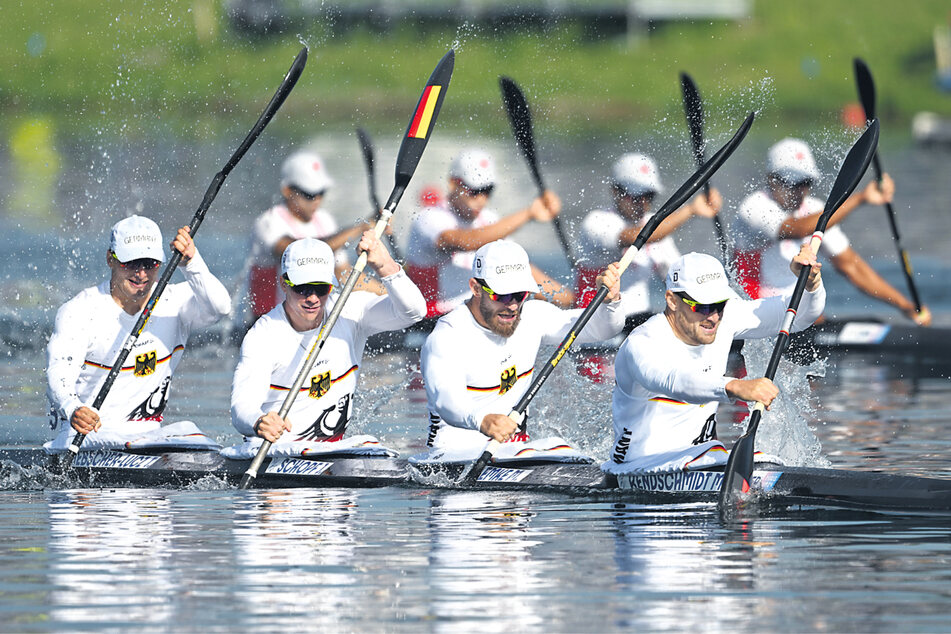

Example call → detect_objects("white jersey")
421 298 625 451
231 269 426 440
733 190 849 297
46 252 231 438
610 284 826 464
405 203 500 316
576 208 680 312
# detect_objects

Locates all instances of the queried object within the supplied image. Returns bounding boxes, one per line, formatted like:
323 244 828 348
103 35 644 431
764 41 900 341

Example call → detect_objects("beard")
478 297 522 338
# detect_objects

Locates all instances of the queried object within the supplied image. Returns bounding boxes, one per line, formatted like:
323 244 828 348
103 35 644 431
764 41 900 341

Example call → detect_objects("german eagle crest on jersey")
134 351 157 377
308 371 331 399
500 365 517 395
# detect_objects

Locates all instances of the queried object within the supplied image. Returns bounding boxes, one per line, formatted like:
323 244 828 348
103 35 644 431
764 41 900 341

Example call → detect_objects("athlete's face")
447 178 492 222
664 290 726 346
613 186 654 222
107 251 160 312
468 278 528 338
282 184 325 222
282 279 333 332
768 175 812 211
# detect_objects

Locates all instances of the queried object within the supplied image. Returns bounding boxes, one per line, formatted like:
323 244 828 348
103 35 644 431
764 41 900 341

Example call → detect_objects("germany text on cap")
472 239 539 295
280 238 338 286
666 252 738 304
110 215 165 263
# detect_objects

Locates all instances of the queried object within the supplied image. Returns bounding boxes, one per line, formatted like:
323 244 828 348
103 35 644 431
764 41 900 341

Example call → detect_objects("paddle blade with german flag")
391 50 454 197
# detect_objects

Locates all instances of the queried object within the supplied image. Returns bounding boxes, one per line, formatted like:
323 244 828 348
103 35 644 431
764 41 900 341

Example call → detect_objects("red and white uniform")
576 209 679 312
610 285 825 466
231 270 426 441
405 203 500 317
46 253 231 443
247 204 349 317
421 298 625 451
733 190 849 298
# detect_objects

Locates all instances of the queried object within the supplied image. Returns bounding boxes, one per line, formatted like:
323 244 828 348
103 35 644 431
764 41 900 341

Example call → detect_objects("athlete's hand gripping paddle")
240 50 455 489
64 47 308 467
718 120 880 514
464 112 756 484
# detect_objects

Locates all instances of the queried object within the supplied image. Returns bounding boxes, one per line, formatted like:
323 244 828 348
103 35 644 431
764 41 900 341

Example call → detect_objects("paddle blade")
819 120 880 231
500 76 544 191
393 50 454 190
636 110 755 249
356 126 382 211
853 58 877 122
718 418 759 510
679 71 705 162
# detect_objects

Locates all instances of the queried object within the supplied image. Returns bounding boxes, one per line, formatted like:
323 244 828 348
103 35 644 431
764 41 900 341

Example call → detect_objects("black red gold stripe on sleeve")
84 345 184 371
466 368 533 392
649 396 688 405
269 364 359 392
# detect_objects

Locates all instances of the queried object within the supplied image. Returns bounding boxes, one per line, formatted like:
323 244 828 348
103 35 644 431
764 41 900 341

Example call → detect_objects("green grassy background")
1 1 949 140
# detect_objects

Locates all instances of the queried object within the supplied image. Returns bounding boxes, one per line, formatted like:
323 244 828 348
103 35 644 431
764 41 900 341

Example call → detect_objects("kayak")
5 447 951 513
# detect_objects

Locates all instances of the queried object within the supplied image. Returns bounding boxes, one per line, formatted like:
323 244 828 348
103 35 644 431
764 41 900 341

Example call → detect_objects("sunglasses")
112 253 161 271
477 279 529 304
291 186 326 201
679 293 728 315
284 278 333 297
463 184 494 197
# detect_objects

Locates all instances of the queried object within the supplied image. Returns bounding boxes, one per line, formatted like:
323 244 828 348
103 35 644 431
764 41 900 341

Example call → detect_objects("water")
2 134 951 631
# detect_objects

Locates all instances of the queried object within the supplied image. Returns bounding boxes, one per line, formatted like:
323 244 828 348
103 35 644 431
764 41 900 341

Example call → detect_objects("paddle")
239 49 455 489
680 72 727 261
718 120 880 512
499 76 578 269
356 126 404 262
64 47 308 465
853 58 924 315
463 111 756 484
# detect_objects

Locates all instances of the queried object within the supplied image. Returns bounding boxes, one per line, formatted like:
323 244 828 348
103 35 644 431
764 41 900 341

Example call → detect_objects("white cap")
472 240 539 294
666 252 739 304
281 151 333 195
109 215 165 263
767 138 820 184
449 149 496 190
280 238 338 286
611 153 663 196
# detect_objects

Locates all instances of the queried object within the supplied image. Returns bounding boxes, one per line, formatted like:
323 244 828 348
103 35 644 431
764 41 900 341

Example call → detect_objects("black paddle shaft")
66 47 308 458
719 120 881 513
679 72 726 260
853 58 922 312
499 76 578 270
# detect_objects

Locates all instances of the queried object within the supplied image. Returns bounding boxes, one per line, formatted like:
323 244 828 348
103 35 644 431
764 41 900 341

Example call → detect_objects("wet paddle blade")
500 76 544 191
853 58 877 122
679 71 705 163
718 416 759 510
822 120 880 225
356 126 382 212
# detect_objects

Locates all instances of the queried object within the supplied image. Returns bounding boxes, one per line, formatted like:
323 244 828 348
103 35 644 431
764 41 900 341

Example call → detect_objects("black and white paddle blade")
853 58 877 122
391 49 454 195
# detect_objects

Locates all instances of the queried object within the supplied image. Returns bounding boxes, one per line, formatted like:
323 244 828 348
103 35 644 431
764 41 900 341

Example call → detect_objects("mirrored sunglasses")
478 279 529 304
679 293 727 315
112 253 161 271
284 278 333 297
